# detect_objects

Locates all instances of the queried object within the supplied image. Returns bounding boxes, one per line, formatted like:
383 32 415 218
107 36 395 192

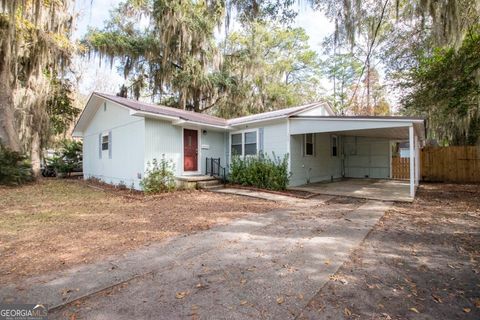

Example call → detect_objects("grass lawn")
0 179 282 285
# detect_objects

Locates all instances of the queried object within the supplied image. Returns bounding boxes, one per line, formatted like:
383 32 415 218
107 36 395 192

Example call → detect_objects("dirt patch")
0 179 286 285
299 183 480 319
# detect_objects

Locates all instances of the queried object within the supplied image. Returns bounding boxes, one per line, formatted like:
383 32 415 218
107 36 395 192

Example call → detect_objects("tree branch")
347 0 390 108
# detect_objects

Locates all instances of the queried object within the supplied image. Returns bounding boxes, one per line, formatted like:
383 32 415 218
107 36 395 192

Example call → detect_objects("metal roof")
93 93 333 127
73 92 425 137
95 92 228 127
227 102 326 125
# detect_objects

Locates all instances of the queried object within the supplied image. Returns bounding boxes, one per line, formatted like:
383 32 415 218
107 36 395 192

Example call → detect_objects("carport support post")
415 135 420 186
409 125 415 198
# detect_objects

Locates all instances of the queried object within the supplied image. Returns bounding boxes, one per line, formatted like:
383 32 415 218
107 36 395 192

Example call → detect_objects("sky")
73 0 335 97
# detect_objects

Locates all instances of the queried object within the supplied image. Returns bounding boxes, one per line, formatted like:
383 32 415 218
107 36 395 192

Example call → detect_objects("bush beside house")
140 156 177 194
229 153 289 191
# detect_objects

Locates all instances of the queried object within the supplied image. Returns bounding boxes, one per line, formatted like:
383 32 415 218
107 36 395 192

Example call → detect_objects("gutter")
131 110 232 130
290 116 426 123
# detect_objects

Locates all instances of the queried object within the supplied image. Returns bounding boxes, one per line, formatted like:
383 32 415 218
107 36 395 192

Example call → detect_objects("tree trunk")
366 61 371 115
0 33 20 151
30 131 41 177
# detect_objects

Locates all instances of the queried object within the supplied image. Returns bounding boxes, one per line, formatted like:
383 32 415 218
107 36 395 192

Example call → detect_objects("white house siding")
295 106 331 116
83 101 145 189
343 136 390 179
144 118 183 176
144 119 226 176
289 133 342 186
200 130 227 173
263 120 288 159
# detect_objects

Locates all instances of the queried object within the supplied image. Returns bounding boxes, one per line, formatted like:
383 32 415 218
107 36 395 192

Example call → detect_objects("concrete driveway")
1 192 390 319
290 178 412 202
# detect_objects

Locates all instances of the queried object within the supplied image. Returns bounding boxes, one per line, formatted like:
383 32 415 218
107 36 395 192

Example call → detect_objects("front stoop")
175 175 223 190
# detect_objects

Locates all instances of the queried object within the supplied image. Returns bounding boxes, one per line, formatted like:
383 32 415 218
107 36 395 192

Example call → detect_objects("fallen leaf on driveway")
344 307 352 316
240 300 248 306
463 308 471 313
474 298 480 308
431 294 442 303
175 291 188 299
409 307 420 313
276 296 285 304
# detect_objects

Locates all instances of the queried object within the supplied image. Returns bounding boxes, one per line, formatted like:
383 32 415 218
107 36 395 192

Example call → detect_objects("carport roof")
289 115 426 121
289 115 426 141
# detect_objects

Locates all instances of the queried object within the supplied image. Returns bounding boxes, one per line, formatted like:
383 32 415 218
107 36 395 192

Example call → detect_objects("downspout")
286 118 291 177
339 136 345 178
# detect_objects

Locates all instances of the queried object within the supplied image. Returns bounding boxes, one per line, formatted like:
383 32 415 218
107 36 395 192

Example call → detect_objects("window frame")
101 134 109 151
230 133 243 157
230 129 259 159
303 133 315 157
331 134 338 157
243 131 258 156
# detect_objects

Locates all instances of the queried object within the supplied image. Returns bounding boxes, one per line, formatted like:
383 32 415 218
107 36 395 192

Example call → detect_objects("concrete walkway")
1 195 390 319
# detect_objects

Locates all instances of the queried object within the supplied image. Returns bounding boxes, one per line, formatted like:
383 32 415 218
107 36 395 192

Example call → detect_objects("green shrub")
0 144 33 185
48 139 82 176
140 156 176 194
229 153 289 191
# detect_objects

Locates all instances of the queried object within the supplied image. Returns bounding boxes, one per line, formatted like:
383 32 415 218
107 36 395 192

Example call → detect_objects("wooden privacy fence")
391 157 410 180
421 146 480 183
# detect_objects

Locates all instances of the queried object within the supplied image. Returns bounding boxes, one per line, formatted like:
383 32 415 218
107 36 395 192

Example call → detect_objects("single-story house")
73 92 425 199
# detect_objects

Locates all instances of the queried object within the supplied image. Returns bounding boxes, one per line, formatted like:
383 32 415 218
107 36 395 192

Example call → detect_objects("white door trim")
181 127 202 175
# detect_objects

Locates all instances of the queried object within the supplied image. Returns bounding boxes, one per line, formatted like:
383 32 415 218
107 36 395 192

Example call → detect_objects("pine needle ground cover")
0 179 284 285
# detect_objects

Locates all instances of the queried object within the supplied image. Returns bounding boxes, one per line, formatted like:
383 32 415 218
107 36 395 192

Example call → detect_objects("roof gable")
94 92 228 127
226 102 330 126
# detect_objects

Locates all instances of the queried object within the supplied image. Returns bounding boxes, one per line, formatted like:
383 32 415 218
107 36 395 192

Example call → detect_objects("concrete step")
197 179 223 189
200 184 224 190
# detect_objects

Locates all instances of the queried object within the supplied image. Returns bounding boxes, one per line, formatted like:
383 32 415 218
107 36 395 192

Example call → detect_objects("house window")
102 134 109 151
304 133 314 156
244 131 257 155
331 135 338 157
231 133 242 156
230 130 258 157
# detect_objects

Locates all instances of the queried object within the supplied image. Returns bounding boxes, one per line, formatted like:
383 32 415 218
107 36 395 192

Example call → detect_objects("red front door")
183 129 198 171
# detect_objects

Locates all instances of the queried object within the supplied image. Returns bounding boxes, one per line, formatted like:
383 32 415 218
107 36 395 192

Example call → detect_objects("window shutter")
108 131 112 159
302 134 305 157
98 133 102 159
258 128 264 155
225 132 229 166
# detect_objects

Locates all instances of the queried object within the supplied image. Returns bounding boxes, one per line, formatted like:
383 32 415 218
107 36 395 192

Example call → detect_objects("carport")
287 116 426 201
